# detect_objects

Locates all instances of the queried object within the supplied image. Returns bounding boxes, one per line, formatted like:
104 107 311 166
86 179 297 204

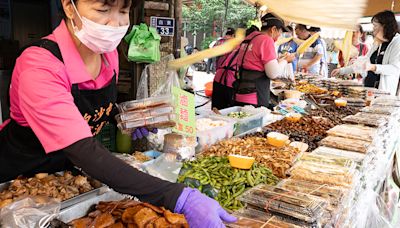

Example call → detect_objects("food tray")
319 136 370 153
360 106 395 115
229 207 312 228
277 179 347 207
297 153 355 169
326 124 376 142
196 116 235 151
58 190 125 223
213 106 264 136
342 114 384 127
115 104 173 123
117 113 176 134
117 95 172 112
370 96 400 107
238 185 328 223
311 146 366 164
287 161 355 187
0 172 106 210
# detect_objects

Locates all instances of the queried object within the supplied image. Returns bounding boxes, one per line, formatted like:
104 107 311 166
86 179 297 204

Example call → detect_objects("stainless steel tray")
0 172 106 210
58 190 125 223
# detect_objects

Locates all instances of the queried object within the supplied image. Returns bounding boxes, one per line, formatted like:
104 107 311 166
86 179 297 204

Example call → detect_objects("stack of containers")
116 95 176 134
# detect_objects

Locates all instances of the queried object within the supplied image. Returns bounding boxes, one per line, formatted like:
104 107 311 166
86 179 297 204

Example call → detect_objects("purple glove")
131 128 158 140
175 188 237 228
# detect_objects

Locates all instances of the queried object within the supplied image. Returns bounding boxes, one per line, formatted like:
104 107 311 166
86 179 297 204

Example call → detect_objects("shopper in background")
338 24 369 67
278 26 299 71
232 13 295 108
295 24 324 75
308 27 328 78
214 28 236 71
0 0 237 227
332 10 400 95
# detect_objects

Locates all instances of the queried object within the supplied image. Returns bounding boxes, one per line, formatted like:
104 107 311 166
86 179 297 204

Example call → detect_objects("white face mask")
70 0 129 54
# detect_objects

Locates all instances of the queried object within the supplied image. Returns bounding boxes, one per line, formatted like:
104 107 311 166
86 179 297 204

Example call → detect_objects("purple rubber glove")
175 188 237 228
131 128 158 140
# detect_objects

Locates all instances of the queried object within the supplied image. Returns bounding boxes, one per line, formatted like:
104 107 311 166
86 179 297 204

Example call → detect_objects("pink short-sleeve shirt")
235 32 276 105
0 20 119 153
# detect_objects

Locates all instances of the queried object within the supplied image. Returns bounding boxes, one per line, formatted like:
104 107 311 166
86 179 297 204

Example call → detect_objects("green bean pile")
178 156 279 211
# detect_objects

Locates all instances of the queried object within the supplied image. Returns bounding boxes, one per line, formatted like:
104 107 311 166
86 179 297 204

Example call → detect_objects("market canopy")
364 0 400 16
243 0 369 29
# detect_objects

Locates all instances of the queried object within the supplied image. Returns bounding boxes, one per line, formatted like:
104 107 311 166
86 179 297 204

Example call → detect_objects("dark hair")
61 0 132 18
356 24 364 34
246 25 260 36
226 28 235 36
295 24 308 31
308 27 321 32
372 10 399 41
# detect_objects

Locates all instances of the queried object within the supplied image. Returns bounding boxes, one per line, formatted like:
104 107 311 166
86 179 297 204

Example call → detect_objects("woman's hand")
175 188 237 228
131 128 158 140
284 53 296 63
331 68 341 77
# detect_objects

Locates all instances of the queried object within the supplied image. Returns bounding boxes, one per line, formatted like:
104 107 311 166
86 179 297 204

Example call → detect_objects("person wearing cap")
308 26 328 78
295 24 324 76
229 13 295 108
278 26 299 72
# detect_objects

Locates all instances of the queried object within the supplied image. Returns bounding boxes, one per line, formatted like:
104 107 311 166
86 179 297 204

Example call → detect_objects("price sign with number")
150 16 175 37
172 87 196 137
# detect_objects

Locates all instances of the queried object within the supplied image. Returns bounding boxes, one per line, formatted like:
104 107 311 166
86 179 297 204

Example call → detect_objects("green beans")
178 156 279 211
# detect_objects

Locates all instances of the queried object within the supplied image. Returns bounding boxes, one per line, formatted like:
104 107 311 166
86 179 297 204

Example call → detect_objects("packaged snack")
326 124 376 142
319 136 370 153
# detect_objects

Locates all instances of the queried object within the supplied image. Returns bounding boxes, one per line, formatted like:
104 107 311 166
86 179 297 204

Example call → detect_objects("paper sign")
172 86 196 137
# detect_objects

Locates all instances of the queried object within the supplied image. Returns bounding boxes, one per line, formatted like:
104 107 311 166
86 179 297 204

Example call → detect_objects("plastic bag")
144 153 183 182
0 196 60 228
124 23 161 63
351 56 370 74
136 61 180 99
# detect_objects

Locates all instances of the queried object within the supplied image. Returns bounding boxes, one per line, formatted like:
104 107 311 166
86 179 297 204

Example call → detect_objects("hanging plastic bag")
136 63 180 99
125 23 161 63
0 196 60 228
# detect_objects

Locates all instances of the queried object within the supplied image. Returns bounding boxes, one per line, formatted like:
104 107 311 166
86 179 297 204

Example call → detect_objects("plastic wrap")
370 95 400 107
297 153 355 169
163 133 197 160
361 106 396 115
342 112 389 127
239 185 328 223
229 207 311 228
326 124 376 142
311 146 366 165
196 117 235 151
143 153 183 182
117 113 176 134
319 136 370 153
0 196 60 228
115 105 173 122
117 95 172 113
288 161 355 187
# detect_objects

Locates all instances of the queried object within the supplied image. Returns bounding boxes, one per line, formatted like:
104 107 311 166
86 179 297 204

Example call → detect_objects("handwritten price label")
172 87 196 137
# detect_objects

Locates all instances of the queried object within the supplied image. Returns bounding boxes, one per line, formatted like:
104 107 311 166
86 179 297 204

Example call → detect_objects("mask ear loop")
69 0 83 32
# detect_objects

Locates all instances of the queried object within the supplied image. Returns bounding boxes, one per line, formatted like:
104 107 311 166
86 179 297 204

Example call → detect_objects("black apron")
233 34 270 108
365 42 389 88
0 39 118 182
211 48 241 110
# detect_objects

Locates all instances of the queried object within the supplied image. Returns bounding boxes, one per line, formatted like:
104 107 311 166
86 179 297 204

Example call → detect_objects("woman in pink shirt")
0 0 236 226
233 13 295 108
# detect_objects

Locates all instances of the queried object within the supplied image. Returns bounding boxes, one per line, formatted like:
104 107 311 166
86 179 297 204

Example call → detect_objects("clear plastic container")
196 116 235 151
319 136 371 154
238 185 328 223
326 124 376 142
213 106 264 136
297 153 355 169
115 104 173 122
117 95 172 112
361 106 395 115
311 146 366 164
117 113 176 134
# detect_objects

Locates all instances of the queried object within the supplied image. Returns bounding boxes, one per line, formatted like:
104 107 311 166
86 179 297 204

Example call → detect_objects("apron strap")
7 39 63 108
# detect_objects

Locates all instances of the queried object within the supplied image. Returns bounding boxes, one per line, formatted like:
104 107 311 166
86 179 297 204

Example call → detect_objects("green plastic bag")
125 23 161 63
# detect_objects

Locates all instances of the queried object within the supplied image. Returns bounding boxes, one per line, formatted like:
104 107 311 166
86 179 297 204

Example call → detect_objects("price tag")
172 87 196 137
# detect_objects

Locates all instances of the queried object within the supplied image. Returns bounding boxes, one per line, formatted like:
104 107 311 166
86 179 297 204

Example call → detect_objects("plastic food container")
196 116 235 151
285 113 302 122
334 99 347 107
213 106 264 136
290 141 309 153
228 154 255 169
267 132 289 147
284 90 303 99
115 105 173 122
117 113 176 134
117 95 172 112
